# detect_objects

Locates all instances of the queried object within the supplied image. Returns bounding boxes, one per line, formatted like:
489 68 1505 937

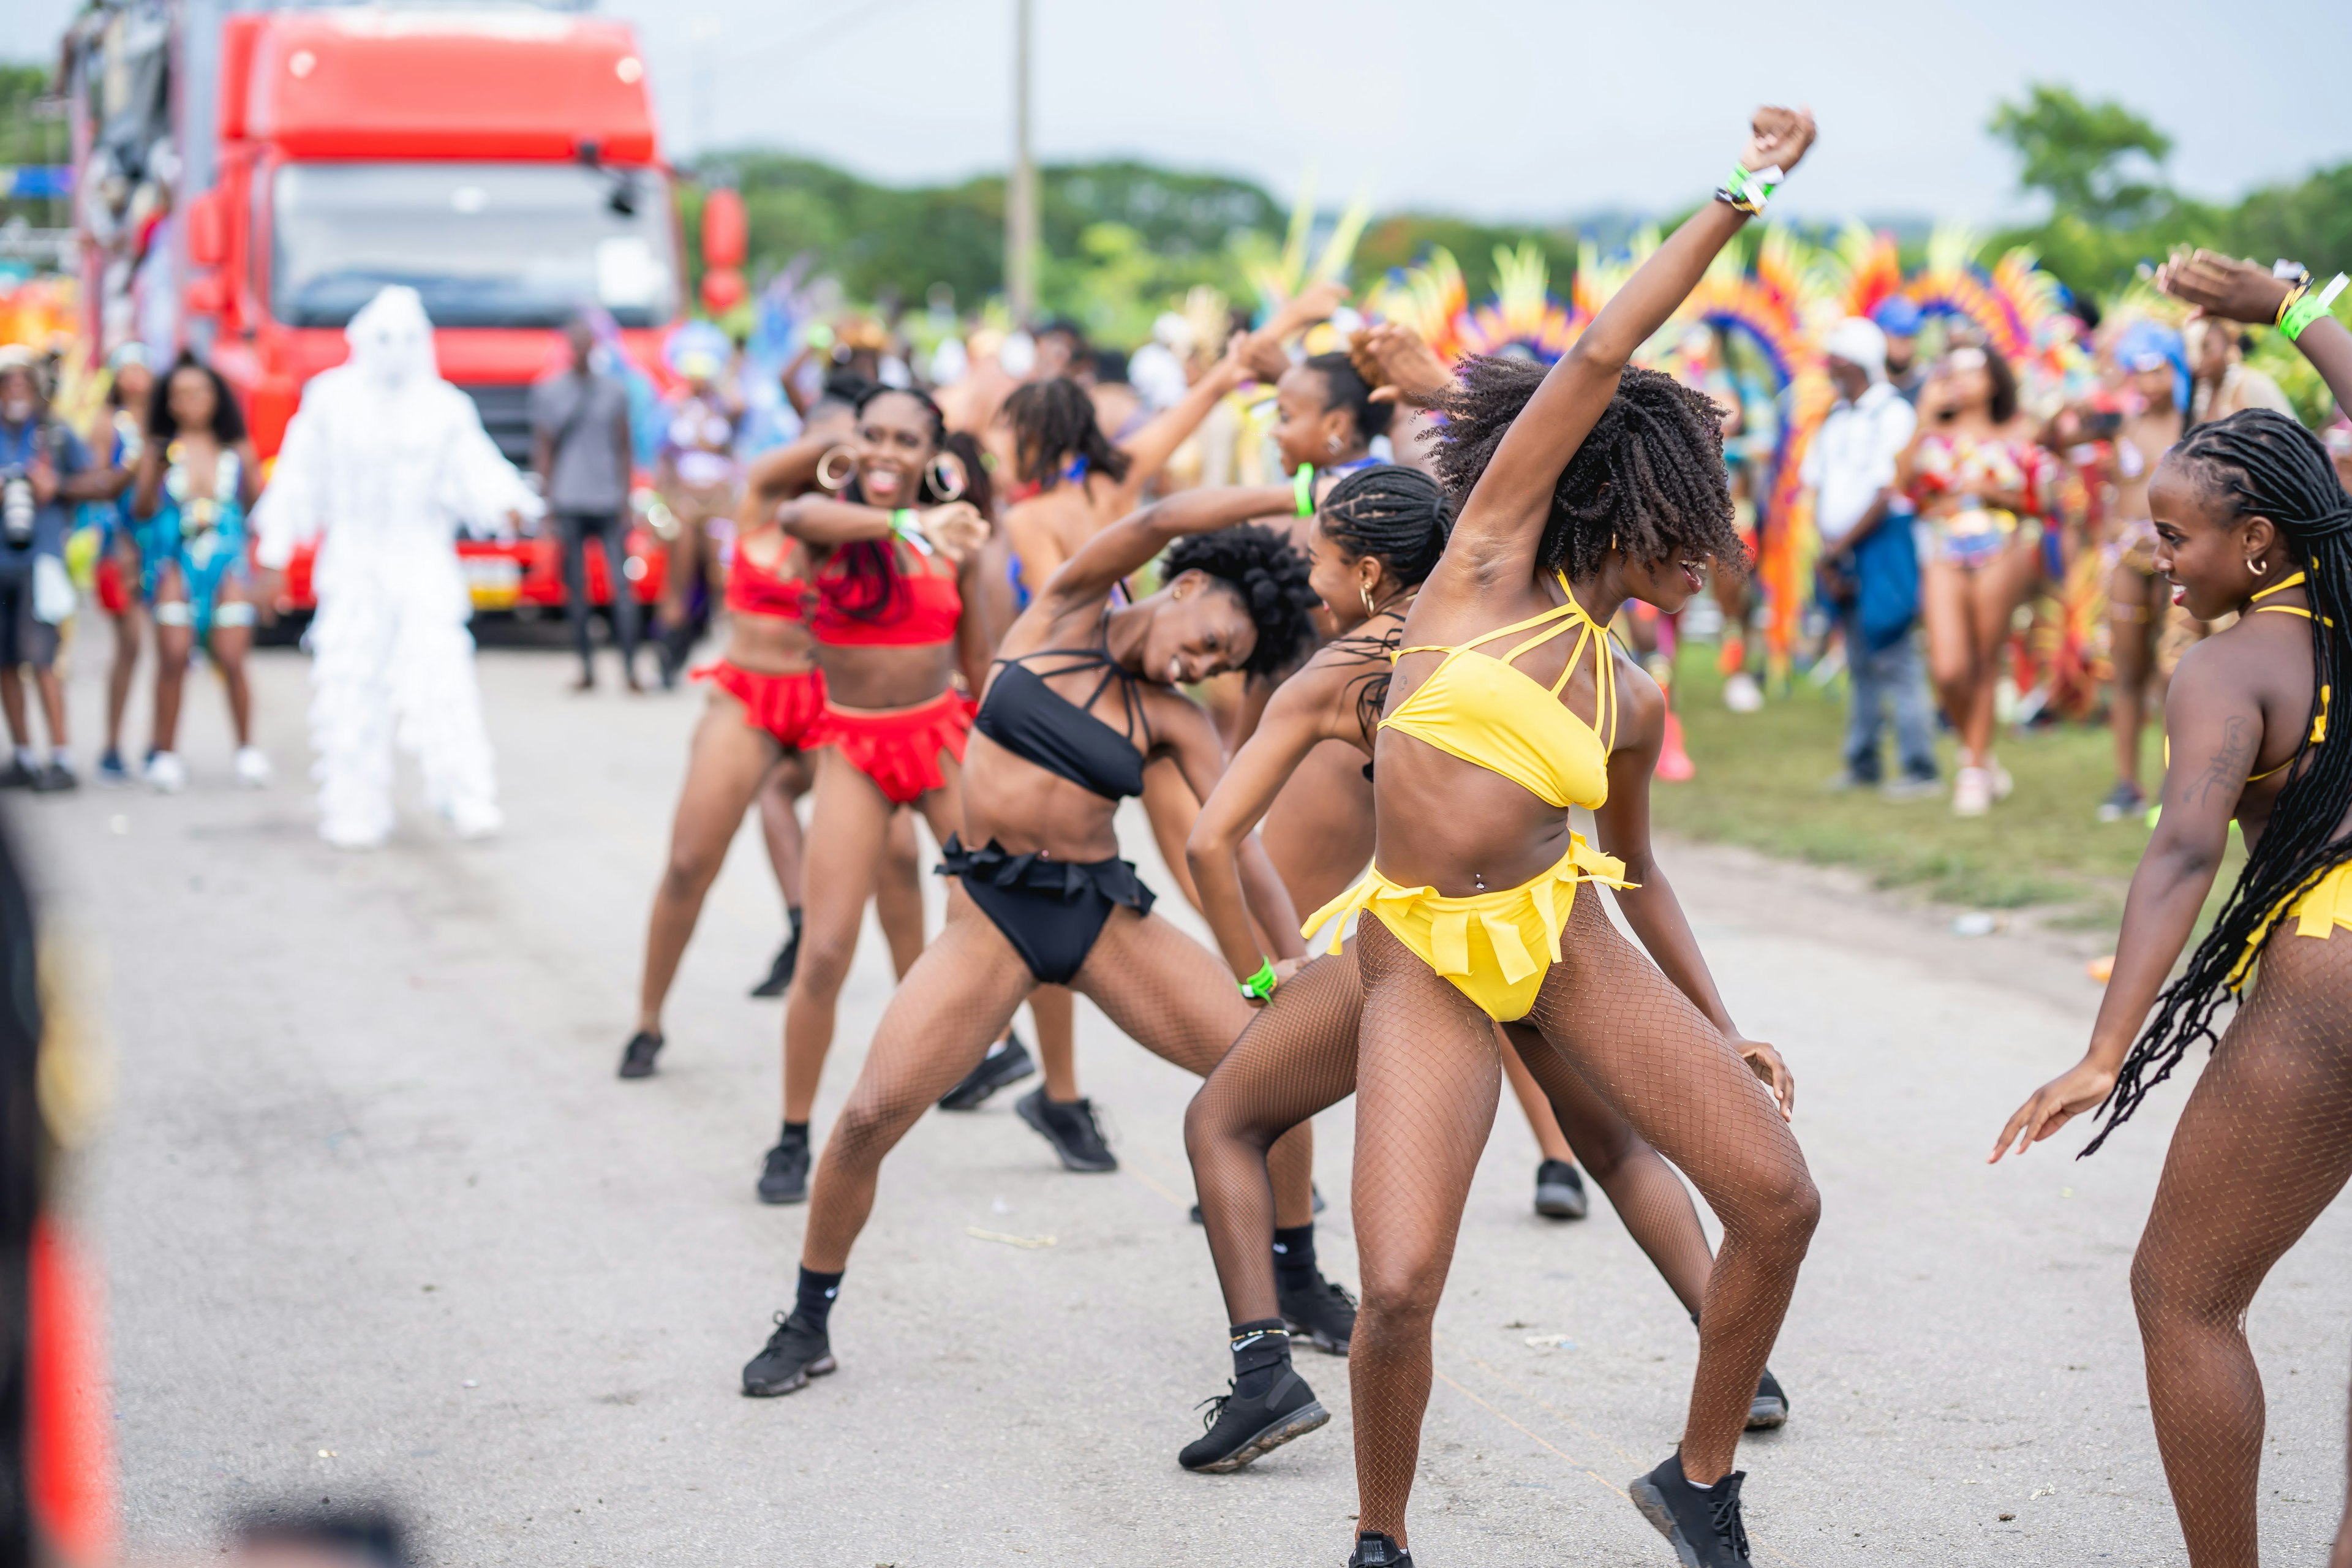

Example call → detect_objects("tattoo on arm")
2183 715 2258 808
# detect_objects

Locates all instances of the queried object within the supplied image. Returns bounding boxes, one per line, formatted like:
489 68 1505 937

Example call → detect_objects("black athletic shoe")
741 1310 836 1396
1278 1272 1357 1355
937 1034 1036 1110
617 1030 663 1079
0 761 32 790
1630 1451 1751 1566
1348 1532 1414 1567
1746 1366 1789 1431
758 1133 811 1204
1177 1366 1328 1472
748 935 799 998
1534 1158 1589 1219
30 761 77 793
1016 1087 1117 1172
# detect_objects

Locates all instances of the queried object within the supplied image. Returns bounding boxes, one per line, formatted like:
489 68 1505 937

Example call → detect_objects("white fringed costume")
253 287 541 848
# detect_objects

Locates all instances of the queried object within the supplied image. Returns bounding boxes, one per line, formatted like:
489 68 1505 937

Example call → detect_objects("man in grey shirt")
530 317 641 690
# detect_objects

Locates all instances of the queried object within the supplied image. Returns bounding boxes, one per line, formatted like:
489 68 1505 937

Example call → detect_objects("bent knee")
792 932 859 993
1725 1163 1821 1252
1356 1257 1450 1326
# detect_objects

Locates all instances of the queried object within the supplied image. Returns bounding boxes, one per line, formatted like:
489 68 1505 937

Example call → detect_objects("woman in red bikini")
763 385 995 1205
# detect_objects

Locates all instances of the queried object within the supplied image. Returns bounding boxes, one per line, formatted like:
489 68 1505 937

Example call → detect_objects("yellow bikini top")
2247 570 2329 783
1379 570 1618 811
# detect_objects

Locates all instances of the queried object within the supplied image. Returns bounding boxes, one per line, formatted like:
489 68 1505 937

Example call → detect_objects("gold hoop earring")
816 445 857 493
927 450 968 503
2250 557 2270 577
1360 582 1378 617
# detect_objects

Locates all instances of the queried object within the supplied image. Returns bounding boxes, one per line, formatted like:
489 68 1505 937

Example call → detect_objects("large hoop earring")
927 450 968 503
1326 433 1344 456
1360 582 1378 617
815 445 857 493
2250 556 2270 577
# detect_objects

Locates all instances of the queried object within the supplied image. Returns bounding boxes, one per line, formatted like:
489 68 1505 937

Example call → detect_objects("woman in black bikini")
739 484 1333 1397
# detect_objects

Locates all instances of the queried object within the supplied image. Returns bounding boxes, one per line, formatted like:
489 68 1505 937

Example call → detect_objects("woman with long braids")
616 391 927 1094
933 341 1253 1163
129 353 268 793
1311 109 1819 1568
1996 247 2352 1568
1177 466 1787 1476
738 483 1332 1399
756 385 995 1204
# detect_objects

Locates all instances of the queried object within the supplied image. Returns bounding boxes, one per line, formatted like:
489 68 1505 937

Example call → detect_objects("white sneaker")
448 801 504 840
146 751 188 794
1988 760 2015 802
1722 671 1764 714
234 746 273 789
1953 765 1992 817
319 818 390 851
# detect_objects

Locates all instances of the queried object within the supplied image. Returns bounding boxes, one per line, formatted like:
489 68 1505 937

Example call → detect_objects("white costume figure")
253 287 541 848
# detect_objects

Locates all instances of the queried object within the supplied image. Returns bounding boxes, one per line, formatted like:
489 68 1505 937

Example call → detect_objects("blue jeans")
1844 612 1937 783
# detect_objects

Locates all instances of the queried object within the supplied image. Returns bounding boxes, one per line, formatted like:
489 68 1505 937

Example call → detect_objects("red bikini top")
726 538 811 621
811 549 963 647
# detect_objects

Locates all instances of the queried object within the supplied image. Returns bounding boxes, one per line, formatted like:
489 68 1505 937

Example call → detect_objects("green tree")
2224 162 2352 278
0 62 70 232
1986 84 2209 300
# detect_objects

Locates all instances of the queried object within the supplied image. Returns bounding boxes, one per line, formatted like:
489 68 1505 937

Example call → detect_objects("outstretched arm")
1591 669 1793 1115
1041 482 1292 611
1992 645 2251 1160
737 431 834 525
774 495 987 559
1443 107 1815 588
2158 249 2352 414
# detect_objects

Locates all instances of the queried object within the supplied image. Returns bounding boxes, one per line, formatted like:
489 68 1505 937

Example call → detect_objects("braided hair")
1162 523 1321 678
2087 407 2352 1153
832 384 954 623
1302 352 1393 445
1003 376 1131 489
1319 466 1453 741
1431 356 1744 579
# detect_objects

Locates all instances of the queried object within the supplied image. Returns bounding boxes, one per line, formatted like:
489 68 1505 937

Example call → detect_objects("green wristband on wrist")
889 507 934 556
1716 162 1782 217
2282 274 2348 341
1294 464 1316 518
1238 959 1278 1001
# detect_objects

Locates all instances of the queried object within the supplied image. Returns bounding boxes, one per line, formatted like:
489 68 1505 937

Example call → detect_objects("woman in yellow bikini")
1325 108 1819 1568
1996 247 2352 1568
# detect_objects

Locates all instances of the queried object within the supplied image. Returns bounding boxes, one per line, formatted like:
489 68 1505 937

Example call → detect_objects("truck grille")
454 383 536 467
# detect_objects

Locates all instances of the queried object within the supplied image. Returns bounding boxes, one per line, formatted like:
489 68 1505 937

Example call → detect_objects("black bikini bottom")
938 834 1156 985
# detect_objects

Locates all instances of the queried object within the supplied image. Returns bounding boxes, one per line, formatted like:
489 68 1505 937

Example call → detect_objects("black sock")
794 1266 843 1333
1272 1223 1317 1292
1229 1317 1289 1399
781 1120 809 1146
788 906 804 937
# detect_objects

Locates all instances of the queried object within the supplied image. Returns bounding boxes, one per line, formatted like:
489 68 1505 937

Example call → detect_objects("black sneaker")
617 1030 663 1079
1534 1158 1588 1219
1746 1366 1788 1431
1278 1273 1357 1355
1348 1533 1413 1567
31 761 77 793
2096 780 2147 824
0 760 33 790
748 934 799 998
1177 1367 1328 1472
758 1133 811 1204
741 1310 835 1397
1630 1451 1751 1566
1015 1087 1117 1172
937 1033 1036 1110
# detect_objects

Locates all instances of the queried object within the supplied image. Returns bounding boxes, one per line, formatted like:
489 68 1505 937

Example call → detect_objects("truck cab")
175 6 683 614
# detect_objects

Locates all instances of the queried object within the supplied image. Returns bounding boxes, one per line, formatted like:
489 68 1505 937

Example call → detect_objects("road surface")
23 637 2351 1565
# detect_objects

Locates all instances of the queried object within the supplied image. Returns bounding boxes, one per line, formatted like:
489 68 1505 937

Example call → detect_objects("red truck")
77 4 734 617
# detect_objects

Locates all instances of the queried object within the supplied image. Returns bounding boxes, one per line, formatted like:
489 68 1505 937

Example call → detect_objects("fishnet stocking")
1185 949 1366 1324
2130 924 2352 1568
1519 889 1817 1483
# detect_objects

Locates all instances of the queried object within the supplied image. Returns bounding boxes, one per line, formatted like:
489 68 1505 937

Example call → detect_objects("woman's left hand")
1729 1034 1795 1119
918 500 989 562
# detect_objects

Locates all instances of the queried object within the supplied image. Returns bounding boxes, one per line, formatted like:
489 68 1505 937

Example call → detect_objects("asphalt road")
23 634 2351 1566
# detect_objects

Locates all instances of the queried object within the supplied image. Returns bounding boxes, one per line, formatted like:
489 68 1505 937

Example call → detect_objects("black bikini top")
974 628 1149 801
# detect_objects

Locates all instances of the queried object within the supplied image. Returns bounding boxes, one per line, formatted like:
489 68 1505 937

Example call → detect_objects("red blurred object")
701 266 745 315
26 1218 112 1565
184 187 228 268
701 187 747 269
183 272 230 317
93 557 128 617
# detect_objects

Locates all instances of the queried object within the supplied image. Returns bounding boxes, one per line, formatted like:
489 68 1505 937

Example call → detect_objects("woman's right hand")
1740 105 1817 176
1354 323 1455 409
2155 247 2293 326
1990 1057 2118 1163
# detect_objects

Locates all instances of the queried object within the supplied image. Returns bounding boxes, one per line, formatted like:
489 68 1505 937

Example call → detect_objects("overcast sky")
24 0 2352 227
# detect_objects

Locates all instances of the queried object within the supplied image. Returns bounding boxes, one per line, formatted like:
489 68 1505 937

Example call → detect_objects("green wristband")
2282 274 2348 341
1294 464 1316 518
1717 162 1782 216
1238 959 1278 1001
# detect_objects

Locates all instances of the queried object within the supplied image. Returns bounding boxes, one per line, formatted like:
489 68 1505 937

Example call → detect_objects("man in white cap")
252 285 541 848
1804 316 1936 797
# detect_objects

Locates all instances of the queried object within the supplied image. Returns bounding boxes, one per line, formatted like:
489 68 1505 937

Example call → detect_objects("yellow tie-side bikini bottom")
1302 832 1633 1023
2233 858 2352 990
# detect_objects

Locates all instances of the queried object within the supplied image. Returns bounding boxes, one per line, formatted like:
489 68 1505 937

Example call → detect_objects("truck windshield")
271 162 680 328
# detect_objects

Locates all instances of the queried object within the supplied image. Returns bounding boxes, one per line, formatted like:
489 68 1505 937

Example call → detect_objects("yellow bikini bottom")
2233 858 2352 990
1302 833 1633 1022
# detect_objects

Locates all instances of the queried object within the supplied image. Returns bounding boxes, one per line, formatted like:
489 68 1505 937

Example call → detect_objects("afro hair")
1162 522 1322 678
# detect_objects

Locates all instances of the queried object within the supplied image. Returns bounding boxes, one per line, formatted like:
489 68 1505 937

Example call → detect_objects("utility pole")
1005 0 1038 323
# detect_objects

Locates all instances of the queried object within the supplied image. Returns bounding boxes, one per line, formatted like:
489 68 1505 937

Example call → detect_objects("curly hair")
1431 356 1743 580
1162 523 1321 678
1003 375 1131 489
2086 409 2352 1153
148 351 247 445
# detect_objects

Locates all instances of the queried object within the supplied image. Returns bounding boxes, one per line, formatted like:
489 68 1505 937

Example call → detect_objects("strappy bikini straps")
995 611 1151 747
1392 572 1618 747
